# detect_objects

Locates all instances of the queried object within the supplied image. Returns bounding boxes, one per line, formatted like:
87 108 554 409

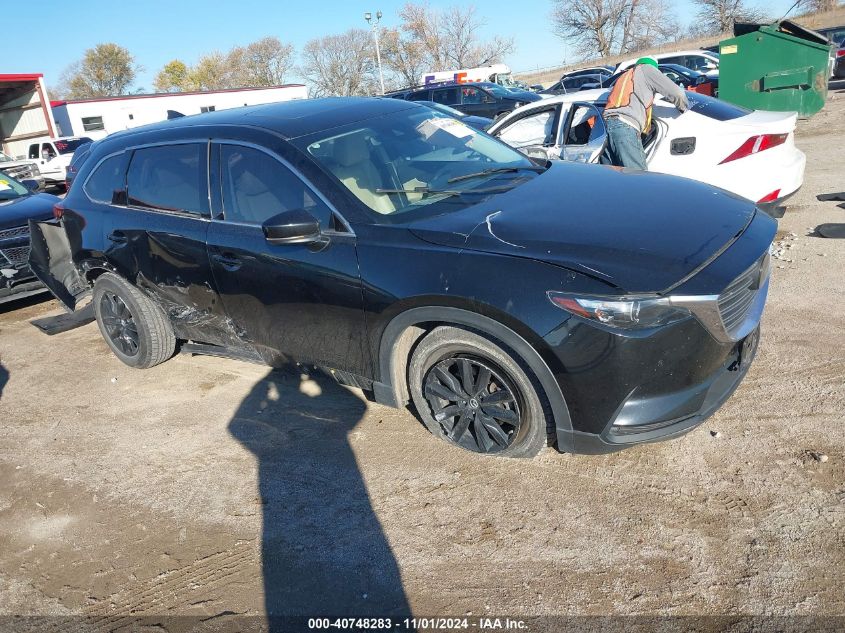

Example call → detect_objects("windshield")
497 73 519 88
0 175 29 201
301 108 539 222
481 83 512 98
55 137 93 155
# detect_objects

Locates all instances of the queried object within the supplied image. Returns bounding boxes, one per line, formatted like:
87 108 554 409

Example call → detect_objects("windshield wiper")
447 166 545 184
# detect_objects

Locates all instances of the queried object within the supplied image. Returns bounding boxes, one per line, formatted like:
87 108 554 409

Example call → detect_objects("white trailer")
50 84 308 140
421 64 525 89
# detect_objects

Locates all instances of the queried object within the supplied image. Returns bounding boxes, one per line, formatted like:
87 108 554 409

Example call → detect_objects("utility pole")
365 10 386 95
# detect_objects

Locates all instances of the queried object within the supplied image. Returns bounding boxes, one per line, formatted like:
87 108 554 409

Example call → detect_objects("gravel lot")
1 86 843 629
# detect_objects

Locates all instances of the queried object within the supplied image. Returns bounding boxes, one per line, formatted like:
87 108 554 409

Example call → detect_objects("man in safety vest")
601 57 689 170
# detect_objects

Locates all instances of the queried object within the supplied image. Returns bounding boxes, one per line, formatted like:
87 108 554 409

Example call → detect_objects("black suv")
398 82 541 119
31 98 774 457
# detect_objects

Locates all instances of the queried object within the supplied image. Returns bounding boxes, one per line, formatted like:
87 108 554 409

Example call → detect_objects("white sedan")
487 90 805 210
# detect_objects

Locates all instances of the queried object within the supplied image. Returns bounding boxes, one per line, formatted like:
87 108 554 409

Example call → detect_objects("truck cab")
26 136 93 186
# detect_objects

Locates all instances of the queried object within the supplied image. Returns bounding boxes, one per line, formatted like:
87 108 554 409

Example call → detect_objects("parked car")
416 101 492 130
541 73 609 95
0 174 60 304
397 82 542 118
487 90 805 210
658 64 718 96
558 66 616 79
31 98 774 457
0 151 45 190
65 141 94 191
617 51 720 79
832 41 845 79
25 136 94 188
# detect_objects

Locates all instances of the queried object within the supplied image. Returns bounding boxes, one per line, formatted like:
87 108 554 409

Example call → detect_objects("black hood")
408 162 757 294
0 193 59 231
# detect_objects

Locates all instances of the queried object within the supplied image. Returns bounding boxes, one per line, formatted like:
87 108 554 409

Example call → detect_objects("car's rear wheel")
408 326 550 458
92 273 175 369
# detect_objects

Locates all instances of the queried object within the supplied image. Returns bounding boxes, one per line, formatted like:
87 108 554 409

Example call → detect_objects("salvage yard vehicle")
0 174 59 304
0 151 45 190
30 98 775 457
488 90 805 210
416 101 492 131
25 136 94 188
617 50 720 79
395 82 542 119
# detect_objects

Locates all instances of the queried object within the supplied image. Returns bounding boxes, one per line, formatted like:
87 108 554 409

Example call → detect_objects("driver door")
494 105 563 160
560 103 607 163
205 141 368 374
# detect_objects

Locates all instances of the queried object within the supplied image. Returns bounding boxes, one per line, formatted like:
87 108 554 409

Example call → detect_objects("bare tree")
381 28 429 87
300 29 380 97
227 37 295 87
57 43 141 98
692 0 768 35
397 2 515 76
795 0 840 12
551 0 680 59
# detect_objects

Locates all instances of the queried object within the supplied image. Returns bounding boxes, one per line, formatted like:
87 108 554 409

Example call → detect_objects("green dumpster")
718 19 831 118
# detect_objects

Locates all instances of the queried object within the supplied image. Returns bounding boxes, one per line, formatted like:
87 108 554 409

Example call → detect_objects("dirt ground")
1 89 844 632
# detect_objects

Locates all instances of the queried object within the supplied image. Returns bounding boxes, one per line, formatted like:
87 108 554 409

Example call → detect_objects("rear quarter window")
83 153 128 204
686 93 751 121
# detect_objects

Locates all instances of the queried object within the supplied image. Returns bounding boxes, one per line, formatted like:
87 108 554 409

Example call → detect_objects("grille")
0 225 29 241
0 245 30 267
718 254 767 334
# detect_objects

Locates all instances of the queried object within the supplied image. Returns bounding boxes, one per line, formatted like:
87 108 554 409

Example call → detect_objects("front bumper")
556 327 759 454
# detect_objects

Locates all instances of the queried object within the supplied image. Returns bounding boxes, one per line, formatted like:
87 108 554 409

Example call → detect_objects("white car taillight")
720 133 788 164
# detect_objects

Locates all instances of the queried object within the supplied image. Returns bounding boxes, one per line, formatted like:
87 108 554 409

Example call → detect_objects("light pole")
365 10 386 95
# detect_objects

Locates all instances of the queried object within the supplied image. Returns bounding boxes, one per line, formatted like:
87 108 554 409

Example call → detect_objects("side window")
565 105 605 146
81 116 105 132
126 144 208 215
432 88 458 105
42 143 56 160
408 90 431 101
461 87 483 104
498 108 557 148
220 145 332 228
28 144 39 159
663 56 682 66
84 153 129 204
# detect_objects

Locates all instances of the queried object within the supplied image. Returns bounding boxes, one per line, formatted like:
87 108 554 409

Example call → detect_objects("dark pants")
601 117 647 170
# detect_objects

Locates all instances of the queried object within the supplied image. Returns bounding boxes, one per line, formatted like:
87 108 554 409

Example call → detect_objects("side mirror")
262 208 321 245
22 179 40 192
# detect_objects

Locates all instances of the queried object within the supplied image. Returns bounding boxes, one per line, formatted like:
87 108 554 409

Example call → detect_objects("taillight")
837 49 845 57
757 189 781 203
719 133 788 164
53 204 64 220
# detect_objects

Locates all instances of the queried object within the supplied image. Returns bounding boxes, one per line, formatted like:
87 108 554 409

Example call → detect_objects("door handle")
211 252 242 271
107 231 128 244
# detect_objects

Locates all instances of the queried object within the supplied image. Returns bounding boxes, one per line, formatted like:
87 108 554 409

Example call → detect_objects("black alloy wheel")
99 291 140 357
423 356 522 454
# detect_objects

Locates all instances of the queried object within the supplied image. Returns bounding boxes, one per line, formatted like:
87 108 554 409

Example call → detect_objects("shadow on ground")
228 366 412 626
0 361 7 401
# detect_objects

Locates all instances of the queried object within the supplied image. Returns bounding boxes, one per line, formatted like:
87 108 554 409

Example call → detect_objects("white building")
50 84 308 140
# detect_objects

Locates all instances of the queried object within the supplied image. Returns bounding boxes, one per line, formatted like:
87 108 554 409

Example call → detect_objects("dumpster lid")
733 19 829 45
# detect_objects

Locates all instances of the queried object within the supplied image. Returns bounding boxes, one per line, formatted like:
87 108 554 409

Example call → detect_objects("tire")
408 325 551 458
92 273 176 369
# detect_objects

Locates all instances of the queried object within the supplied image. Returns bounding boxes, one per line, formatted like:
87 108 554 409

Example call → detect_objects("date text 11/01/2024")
307 617 528 630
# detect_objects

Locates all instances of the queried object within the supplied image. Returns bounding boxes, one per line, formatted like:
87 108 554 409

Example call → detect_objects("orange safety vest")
605 67 653 134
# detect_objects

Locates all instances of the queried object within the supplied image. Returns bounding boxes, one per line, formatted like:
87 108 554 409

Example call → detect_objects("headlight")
548 292 691 331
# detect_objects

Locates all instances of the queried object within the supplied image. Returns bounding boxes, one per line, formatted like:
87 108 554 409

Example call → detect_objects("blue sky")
9 0 797 91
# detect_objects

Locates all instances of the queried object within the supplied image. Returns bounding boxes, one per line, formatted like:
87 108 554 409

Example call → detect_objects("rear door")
104 142 233 347
205 141 368 374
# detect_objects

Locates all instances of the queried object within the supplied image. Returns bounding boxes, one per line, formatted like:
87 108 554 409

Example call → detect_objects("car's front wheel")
408 326 551 458
92 273 176 369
